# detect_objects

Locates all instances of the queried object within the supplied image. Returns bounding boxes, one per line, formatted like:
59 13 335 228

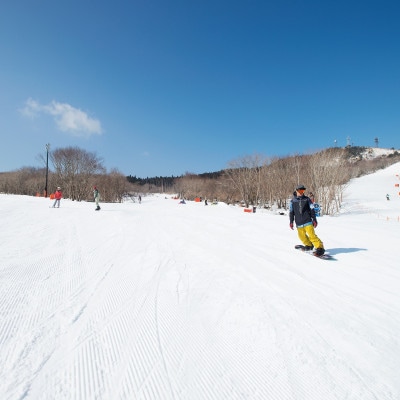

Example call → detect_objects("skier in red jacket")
52 187 62 208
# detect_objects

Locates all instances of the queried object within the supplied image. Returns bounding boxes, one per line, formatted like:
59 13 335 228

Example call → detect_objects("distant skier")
93 186 101 210
386 194 390 200
138 195 142 204
289 184 325 256
52 187 62 208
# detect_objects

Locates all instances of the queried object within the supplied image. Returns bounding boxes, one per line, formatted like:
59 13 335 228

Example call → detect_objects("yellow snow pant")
297 224 324 249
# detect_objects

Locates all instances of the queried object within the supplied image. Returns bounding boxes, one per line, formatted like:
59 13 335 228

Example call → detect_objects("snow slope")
1 163 400 400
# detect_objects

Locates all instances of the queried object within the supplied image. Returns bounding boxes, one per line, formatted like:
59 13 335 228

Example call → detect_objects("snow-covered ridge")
348 146 399 162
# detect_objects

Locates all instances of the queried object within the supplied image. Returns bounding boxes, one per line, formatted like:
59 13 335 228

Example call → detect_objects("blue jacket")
289 193 317 227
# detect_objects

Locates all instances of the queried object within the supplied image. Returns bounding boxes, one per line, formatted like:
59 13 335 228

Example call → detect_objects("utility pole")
45 143 50 197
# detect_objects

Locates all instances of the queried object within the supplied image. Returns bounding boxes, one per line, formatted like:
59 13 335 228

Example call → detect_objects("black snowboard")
294 245 335 260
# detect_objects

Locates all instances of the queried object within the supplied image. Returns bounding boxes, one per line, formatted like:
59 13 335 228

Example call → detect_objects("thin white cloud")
20 98 103 137
20 98 41 118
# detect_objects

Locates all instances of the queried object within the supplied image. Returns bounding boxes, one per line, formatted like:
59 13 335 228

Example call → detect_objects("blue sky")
1 1 399 177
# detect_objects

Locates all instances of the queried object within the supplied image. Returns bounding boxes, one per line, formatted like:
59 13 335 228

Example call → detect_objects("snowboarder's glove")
313 220 317 228
289 223 294 230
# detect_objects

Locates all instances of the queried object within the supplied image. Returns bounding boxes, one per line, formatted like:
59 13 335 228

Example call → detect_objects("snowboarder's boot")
313 248 325 256
304 245 314 251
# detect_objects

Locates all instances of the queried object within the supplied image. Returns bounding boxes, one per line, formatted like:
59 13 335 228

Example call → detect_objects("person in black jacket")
289 184 325 256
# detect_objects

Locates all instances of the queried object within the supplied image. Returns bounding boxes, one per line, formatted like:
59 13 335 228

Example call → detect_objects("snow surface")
359 147 398 160
1 163 400 400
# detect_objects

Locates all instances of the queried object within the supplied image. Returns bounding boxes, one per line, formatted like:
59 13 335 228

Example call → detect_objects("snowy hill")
1 162 400 400
345 146 399 163
360 146 399 159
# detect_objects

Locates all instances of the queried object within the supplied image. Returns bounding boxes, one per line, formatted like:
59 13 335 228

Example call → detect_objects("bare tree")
97 169 129 202
265 156 298 209
218 172 240 204
0 167 47 195
172 172 202 199
51 147 105 200
225 154 267 207
291 153 304 186
308 148 349 214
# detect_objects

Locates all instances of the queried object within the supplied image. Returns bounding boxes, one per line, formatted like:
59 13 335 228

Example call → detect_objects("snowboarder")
52 187 62 208
289 184 325 256
93 186 101 210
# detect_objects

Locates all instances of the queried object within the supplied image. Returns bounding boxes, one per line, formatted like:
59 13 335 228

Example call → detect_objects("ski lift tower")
374 137 379 147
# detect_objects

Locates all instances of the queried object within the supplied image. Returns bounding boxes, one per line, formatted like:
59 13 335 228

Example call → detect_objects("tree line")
0 147 130 203
0 145 398 215
146 147 399 215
